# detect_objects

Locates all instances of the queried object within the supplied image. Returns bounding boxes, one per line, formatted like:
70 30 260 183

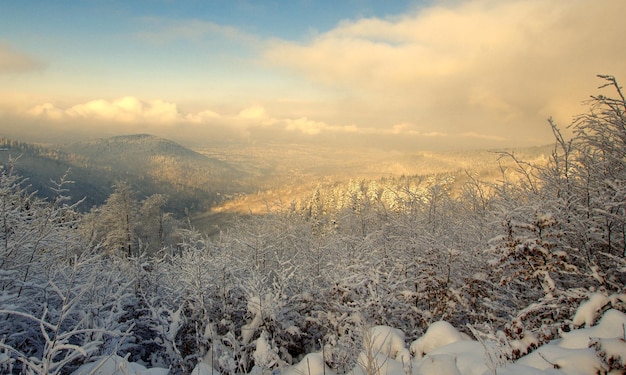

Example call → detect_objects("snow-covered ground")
72 294 626 375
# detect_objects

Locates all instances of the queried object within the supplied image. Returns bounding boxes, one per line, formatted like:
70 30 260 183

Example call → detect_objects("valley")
0 134 552 236
190 141 551 234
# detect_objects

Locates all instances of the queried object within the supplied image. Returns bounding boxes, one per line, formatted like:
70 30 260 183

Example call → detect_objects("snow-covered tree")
483 75 626 343
0 164 137 373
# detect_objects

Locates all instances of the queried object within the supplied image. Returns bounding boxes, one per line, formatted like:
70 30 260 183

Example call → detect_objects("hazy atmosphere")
2 0 624 150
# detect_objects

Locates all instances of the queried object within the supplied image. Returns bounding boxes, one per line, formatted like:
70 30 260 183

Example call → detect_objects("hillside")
0 137 106 207
62 134 249 211
0 135 248 215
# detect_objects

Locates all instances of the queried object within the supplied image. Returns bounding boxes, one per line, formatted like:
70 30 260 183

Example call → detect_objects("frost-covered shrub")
0 242 136 374
0 165 138 373
482 76 626 342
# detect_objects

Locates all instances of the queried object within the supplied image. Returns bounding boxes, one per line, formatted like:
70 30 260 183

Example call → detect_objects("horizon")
0 131 555 156
1 0 625 152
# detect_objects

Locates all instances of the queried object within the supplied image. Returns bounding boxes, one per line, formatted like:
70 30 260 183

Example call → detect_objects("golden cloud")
285 117 358 135
263 0 626 145
21 96 423 141
29 97 180 124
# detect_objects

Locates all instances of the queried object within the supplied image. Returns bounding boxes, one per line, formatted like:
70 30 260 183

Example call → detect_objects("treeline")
0 76 625 374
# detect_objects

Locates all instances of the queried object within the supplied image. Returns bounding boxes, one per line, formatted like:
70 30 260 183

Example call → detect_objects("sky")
0 0 625 151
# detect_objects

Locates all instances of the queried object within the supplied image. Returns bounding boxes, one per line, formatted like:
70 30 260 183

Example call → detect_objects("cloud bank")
262 0 626 145
9 94 532 150
15 97 399 147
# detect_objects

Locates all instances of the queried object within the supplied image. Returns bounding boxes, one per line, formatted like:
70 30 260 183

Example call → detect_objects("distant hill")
0 135 248 215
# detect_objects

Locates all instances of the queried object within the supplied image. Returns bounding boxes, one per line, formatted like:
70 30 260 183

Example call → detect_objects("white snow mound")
365 325 406 359
352 352 406 375
414 354 462 375
560 309 626 349
517 345 606 374
571 293 610 327
191 361 219 375
71 355 168 375
410 321 466 358
281 352 336 375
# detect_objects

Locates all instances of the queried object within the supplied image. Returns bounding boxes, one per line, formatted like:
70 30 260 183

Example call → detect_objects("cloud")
237 105 268 120
285 117 357 135
266 0 625 89
460 132 506 142
389 123 421 135
0 43 46 74
28 97 180 124
262 0 626 146
17 97 243 144
184 109 220 123
23 97 355 135
16 95 452 149
8 0 625 152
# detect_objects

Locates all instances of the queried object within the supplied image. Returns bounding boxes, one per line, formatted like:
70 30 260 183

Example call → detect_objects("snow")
281 353 337 375
559 309 626 348
365 325 406 359
513 309 626 374
281 305 625 375
71 355 169 375
610 293 626 305
590 337 626 369
251 330 281 373
351 352 406 375
242 295 269 345
72 300 626 375
191 350 220 375
410 320 467 358
191 361 219 375
427 340 489 375
413 354 462 375
571 293 611 327
510 331 540 357
517 346 606 374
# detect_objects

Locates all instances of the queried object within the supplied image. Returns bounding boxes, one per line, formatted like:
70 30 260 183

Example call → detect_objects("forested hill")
64 134 236 183
0 134 248 214
63 134 249 206
0 137 99 206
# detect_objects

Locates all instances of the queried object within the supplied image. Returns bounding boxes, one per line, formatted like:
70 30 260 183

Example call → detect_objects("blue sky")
1 0 625 150
2 0 414 41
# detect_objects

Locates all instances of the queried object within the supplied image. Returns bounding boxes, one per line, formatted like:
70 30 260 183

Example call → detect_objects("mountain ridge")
0 134 247 215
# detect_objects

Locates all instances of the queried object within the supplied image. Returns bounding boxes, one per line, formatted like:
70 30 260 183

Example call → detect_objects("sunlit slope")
192 143 552 230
